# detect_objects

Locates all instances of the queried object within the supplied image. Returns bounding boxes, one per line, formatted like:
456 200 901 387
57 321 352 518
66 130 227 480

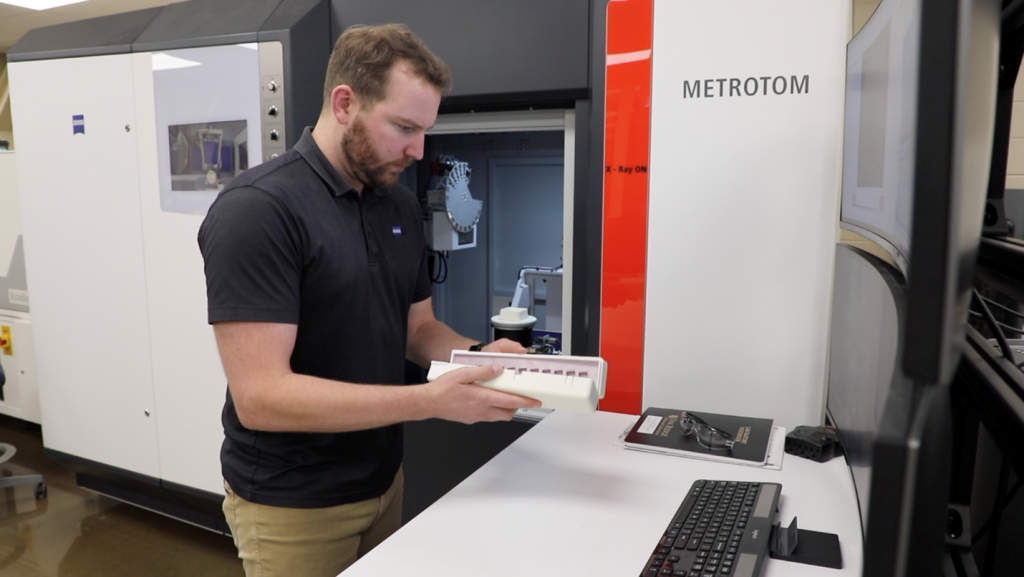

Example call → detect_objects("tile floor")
0 415 243 576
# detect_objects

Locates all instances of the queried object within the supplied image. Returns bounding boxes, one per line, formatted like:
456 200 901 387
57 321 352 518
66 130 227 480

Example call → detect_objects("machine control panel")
259 42 286 161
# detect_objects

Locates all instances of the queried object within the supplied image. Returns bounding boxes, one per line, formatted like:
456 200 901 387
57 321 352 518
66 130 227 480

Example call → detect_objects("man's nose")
406 134 425 161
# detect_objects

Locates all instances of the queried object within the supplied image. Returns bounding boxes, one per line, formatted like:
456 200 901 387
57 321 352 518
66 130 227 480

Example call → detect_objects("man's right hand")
421 364 541 424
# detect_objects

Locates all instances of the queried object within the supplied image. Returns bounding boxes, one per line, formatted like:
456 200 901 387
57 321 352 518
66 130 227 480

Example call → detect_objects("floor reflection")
0 415 242 576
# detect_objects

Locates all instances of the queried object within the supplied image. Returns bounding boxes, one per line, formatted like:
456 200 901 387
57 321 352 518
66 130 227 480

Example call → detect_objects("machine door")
134 44 265 494
9 54 160 477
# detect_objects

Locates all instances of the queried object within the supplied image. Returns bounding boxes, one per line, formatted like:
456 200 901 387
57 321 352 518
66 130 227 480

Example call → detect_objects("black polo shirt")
198 127 431 508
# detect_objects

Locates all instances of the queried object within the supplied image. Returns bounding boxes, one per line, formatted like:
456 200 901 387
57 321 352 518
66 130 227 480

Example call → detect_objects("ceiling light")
0 0 90 10
151 53 201 72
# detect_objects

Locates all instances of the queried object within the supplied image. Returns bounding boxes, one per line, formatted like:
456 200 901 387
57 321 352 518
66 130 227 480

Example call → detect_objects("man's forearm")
235 364 529 432
233 372 437 432
406 319 477 368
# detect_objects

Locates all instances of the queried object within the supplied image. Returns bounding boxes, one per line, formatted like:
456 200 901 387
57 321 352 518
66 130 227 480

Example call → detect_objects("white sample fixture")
510 266 563 332
490 306 537 330
427 350 607 412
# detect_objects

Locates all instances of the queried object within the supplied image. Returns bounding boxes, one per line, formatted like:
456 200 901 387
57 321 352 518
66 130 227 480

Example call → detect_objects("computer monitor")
826 243 907 536
827 0 1000 575
838 0 920 275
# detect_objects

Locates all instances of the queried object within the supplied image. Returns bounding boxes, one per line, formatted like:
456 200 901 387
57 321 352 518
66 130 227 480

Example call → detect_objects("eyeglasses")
678 412 735 451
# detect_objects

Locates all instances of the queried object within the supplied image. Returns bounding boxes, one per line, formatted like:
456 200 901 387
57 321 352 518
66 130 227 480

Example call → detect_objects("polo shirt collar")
295 127 388 199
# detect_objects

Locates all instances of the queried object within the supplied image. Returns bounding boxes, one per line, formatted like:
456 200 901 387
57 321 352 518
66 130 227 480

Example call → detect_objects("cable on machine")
429 250 449 284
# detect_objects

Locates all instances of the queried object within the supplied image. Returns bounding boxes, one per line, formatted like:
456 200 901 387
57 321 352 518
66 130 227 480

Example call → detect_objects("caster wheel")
34 482 47 500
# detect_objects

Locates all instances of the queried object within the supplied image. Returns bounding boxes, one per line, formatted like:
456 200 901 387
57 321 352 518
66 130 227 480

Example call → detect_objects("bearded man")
198 23 536 577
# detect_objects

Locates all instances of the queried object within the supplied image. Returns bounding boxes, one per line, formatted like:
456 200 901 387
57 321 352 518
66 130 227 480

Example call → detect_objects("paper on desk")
762 426 785 470
615 418 786 471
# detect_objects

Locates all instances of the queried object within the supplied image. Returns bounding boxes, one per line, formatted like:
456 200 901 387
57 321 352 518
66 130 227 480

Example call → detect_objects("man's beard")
341 114 413 190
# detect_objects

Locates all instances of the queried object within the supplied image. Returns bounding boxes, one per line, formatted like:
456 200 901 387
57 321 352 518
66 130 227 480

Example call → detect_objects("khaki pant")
222 469 404 577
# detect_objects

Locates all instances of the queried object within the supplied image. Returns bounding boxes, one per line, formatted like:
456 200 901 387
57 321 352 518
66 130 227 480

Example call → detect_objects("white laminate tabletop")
343 410 863 577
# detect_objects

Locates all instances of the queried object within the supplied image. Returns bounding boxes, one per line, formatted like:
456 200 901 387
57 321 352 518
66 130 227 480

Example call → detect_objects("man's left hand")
482 339 527 354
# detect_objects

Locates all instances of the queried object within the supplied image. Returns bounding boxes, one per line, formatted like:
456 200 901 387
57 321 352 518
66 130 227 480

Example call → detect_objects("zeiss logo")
752 529 759 540
682 75 810 99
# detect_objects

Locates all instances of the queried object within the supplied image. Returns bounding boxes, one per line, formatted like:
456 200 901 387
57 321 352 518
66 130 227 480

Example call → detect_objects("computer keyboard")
642 479 781 577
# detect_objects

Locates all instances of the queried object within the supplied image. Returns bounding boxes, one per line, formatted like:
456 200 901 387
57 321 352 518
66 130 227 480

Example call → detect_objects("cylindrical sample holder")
491 307 537 348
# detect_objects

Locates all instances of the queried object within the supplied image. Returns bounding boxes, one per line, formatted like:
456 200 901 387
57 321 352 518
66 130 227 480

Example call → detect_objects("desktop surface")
343 410 863 577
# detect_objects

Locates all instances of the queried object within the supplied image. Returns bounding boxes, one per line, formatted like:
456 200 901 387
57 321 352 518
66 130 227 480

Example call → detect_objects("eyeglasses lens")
679 413 733 451
696 426 732 450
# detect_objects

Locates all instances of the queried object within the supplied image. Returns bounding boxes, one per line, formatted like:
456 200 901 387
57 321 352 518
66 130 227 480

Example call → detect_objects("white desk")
344 411 863 576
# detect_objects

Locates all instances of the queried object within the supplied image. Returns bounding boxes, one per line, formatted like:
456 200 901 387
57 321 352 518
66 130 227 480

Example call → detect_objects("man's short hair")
323 24 452 110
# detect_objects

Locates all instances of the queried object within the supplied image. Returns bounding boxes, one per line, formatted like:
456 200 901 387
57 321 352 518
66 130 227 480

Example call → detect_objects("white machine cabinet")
137 43 267 494
0 152 42 425
5 0 330 531
9 54 161 477
640 0 850 428
9 41 280 495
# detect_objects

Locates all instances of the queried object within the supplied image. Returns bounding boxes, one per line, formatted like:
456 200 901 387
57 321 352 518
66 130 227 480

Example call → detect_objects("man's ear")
330 85 358 124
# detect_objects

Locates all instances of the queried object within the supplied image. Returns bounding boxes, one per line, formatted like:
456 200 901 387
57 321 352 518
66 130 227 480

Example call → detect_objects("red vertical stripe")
599 0 653 415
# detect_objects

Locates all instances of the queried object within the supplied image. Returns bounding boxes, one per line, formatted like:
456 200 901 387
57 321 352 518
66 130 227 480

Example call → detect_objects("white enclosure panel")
642 0 850 430
134 52 235 495
0 314 41 425
0 154 40 424
9 55 160 476
0 153 22 280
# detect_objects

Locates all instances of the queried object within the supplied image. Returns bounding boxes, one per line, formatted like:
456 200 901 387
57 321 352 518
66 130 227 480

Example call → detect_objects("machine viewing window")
168 120 249 192
152 43 262 216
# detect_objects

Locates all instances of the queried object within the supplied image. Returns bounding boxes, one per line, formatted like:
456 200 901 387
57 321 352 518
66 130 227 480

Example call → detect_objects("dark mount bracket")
768 516 843 570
